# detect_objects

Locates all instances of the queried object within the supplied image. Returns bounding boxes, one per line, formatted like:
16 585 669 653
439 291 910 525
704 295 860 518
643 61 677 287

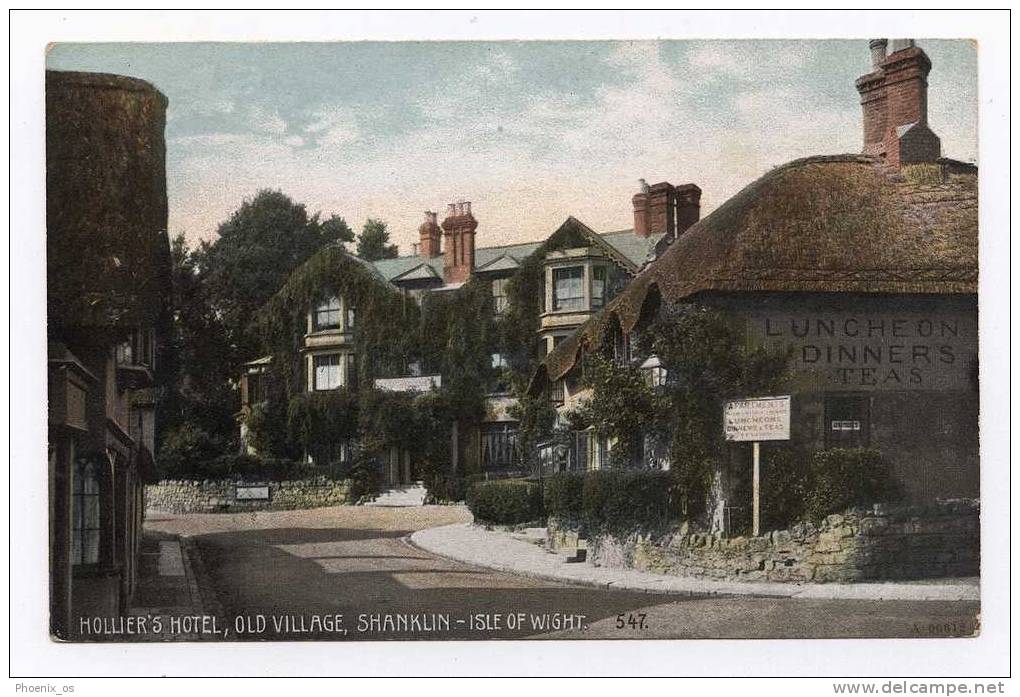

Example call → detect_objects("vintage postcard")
18 10 1009 681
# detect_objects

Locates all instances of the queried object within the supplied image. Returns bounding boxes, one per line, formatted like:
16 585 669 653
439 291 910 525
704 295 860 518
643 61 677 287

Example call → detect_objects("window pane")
72 530 82 565
314 297 342 330
592 266 607 309
84 528 101 565
314 354 343 390
492 278 509 314
552 267 584 311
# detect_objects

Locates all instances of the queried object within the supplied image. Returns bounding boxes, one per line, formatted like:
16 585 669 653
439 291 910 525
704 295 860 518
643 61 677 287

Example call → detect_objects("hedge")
580 469 678 534
160 452 326 482
466 479 543 525
804 448 902 522
543 472 584 522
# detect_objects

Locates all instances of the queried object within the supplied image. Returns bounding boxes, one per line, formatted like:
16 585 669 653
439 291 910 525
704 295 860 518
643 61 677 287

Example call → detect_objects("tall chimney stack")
856 38 940 169
418 210 441 258
441 200 477 284
632 180 701 239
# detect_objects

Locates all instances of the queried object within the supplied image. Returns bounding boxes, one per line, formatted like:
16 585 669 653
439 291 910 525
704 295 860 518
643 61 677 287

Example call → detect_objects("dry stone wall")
549 500 978 583
146 478 353 513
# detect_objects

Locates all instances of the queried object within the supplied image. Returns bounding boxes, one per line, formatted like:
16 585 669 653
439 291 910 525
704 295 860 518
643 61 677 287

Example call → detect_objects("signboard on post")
724 396 791 538
724 396 791 442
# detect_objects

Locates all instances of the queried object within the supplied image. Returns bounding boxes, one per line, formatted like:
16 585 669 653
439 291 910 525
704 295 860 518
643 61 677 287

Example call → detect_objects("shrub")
423 473 466 504
347 453 381 502
158 423 227 479
804 448 902 522
466 479 543 525
581 469 677 534
543 472 584 522
760 444 811 531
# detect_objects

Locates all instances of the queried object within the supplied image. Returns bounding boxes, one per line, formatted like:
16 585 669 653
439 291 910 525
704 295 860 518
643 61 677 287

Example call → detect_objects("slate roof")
534 154 979 389
366 222 663 283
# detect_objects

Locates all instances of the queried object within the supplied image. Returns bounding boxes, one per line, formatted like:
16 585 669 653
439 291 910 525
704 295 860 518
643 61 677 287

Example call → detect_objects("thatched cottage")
530 39 978 512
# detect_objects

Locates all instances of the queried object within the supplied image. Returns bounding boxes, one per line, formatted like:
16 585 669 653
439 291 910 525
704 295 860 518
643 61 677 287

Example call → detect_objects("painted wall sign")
724 396 791 442
750 310 976 391
235 485 270 501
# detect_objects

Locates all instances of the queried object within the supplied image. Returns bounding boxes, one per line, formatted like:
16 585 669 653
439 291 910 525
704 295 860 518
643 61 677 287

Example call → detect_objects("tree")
356 218 398 261
157 233 240 466
196 189 351 361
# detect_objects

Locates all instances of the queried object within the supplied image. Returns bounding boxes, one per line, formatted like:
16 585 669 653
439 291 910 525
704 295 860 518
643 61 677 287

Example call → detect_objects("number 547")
616 613 647 630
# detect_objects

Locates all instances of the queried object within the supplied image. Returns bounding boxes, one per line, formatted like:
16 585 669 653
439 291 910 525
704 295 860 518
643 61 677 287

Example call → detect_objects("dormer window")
552 266 584 311
313 297 342 331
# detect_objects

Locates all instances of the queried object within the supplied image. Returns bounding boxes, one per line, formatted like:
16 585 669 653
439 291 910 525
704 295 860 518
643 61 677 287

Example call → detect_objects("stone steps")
365 483 427 507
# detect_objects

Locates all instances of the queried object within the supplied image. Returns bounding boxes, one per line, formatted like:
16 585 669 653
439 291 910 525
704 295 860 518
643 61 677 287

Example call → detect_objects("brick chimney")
418 210 441 258
632 180 701 239
440 201 477 284
856 39 941 168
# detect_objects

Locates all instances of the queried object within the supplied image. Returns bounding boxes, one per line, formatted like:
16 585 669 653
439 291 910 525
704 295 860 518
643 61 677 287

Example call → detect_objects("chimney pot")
446 203 457 217
869 39 888 68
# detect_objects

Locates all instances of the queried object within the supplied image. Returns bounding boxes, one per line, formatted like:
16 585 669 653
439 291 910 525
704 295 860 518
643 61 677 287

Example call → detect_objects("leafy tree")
157 233 238 459
356 218 398 261
196 189 351 361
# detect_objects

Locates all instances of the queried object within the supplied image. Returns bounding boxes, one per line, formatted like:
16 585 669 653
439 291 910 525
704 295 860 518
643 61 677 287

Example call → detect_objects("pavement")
124 530 215 641
410 522 981 602
135 505 980 641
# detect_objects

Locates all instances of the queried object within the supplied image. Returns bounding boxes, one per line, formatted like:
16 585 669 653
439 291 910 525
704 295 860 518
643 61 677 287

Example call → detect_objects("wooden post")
752 441 761 537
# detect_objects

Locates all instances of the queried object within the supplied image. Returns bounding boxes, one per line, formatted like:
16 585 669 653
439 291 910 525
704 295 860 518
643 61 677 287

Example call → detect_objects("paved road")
145 506 980 641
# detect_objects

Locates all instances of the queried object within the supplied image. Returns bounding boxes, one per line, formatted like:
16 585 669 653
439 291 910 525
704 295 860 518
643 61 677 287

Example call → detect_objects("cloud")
153 40 974 251
302 105 361 147
248 105 288 135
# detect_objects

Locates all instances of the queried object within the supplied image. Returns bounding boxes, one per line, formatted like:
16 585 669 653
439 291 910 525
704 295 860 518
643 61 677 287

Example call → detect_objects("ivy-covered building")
529 40 978 527
241 184 702 487
47 71 172 637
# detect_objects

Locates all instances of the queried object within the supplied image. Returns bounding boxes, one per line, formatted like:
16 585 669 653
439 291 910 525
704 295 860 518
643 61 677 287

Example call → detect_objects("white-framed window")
72 458 102 565
313 297 342 331
491 277 510 315
552 266 584 311
345 307 356 331
313 353 343 391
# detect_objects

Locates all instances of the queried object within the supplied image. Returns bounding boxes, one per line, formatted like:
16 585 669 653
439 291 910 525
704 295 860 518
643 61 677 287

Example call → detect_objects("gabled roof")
391 262 442 282
534 154 978 390
474 253 521 273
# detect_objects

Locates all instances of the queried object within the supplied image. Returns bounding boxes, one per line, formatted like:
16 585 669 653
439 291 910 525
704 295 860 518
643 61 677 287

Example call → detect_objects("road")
145 506 980 641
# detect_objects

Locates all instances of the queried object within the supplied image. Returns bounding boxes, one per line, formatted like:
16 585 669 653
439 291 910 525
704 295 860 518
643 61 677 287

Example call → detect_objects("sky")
47 40 978 253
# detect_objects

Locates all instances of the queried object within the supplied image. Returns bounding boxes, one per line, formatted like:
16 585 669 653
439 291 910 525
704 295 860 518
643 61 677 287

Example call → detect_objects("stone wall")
146 478 353 514
549 500 978 583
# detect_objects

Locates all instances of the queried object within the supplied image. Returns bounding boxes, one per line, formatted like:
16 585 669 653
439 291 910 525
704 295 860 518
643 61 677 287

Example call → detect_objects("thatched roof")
534 154 978 390
46 70 171 332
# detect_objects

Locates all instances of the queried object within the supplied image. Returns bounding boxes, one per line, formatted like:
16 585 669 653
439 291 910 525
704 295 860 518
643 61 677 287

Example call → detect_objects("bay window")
313 353 343 391
72 458 102 566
